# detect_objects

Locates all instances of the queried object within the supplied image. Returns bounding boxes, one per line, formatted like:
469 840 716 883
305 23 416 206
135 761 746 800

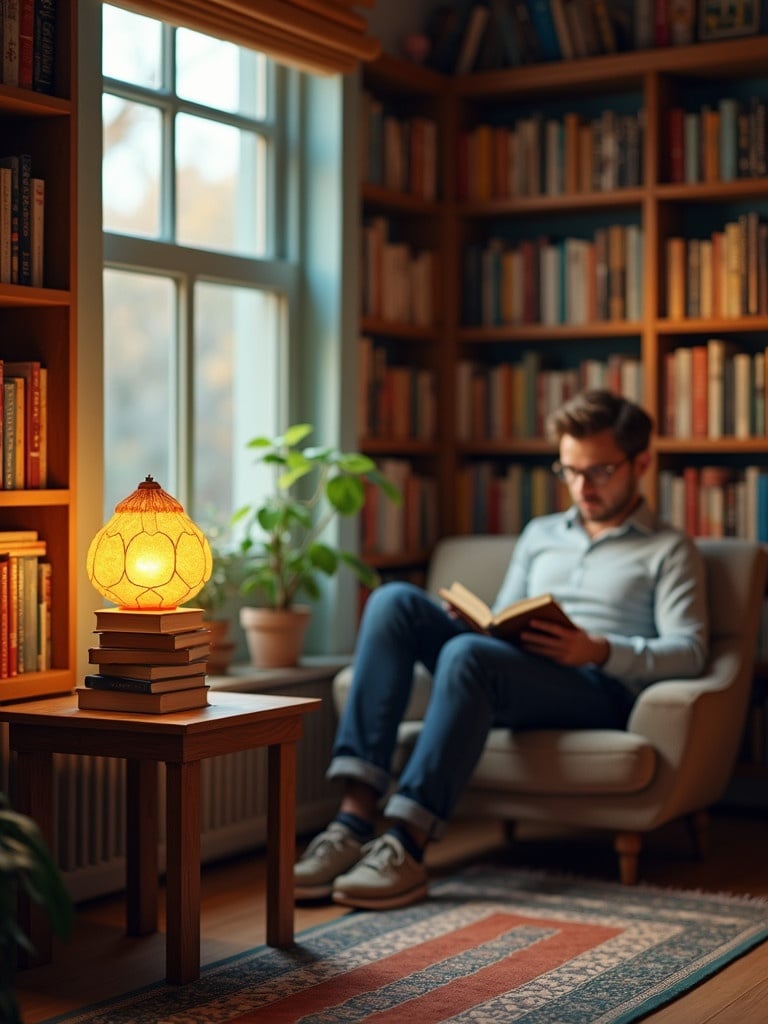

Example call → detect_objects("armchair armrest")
626 643 748 793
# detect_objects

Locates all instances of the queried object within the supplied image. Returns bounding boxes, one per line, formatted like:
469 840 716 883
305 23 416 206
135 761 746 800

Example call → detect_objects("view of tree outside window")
101 4 293 535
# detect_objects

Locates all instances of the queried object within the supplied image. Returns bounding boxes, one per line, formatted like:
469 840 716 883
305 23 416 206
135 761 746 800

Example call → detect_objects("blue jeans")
328 582 635 840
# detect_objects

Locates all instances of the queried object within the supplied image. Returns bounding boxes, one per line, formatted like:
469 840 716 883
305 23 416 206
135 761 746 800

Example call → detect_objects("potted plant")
195 532 250 674
232 423 400 668
0 792 73 1023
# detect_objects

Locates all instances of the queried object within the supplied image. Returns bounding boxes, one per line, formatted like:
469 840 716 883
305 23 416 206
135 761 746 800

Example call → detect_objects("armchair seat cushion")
395 720 655 796
470 728 656 795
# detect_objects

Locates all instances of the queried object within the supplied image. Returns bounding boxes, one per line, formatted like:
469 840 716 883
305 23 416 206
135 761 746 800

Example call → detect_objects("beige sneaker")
331 833 428 910
294 822 364 900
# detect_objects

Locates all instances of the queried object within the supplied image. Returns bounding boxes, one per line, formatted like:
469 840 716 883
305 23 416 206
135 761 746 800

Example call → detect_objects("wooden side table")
0 691 320 984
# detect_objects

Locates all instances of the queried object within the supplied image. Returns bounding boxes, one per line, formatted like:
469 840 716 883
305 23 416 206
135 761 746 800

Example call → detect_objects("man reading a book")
295 389 708 909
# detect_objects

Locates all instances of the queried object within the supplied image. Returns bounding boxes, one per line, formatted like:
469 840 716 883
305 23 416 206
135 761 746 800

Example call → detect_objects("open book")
438 581 575 639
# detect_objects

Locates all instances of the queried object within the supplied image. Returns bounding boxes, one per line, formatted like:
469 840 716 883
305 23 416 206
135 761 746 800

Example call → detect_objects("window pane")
102 5 162 89
103 269 175 519
176 28 268 119
176 114 266 256
193 282 281 531
103 96 162 238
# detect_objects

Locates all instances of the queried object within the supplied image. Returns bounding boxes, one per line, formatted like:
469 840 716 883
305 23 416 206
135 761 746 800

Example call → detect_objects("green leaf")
281 423 313 447
326 474 365 515
307 542 338 574
245 436 273 450
302 445 335 463
337 452 376 474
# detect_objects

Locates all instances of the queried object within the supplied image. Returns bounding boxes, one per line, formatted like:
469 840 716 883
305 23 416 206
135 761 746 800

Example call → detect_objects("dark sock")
387 824 424 863
334 811 374 843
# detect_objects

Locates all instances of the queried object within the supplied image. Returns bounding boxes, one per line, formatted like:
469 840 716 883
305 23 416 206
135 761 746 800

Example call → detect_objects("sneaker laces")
302 823 353 861
361 834 405 870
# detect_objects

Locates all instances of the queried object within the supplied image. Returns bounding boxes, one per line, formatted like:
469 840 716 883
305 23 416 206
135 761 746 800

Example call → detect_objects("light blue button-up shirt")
491 500 709 694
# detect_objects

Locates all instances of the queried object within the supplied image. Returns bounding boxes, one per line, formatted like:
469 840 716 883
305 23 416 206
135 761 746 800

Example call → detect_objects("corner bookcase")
0 0 77 702
361 34 768 556
359 37 768 779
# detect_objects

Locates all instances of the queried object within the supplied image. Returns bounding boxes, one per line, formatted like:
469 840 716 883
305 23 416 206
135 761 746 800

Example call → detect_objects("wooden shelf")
0 0 76 699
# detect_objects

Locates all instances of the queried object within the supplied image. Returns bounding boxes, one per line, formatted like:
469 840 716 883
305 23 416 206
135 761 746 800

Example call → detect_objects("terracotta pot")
204 618 236 674
239 605 312 669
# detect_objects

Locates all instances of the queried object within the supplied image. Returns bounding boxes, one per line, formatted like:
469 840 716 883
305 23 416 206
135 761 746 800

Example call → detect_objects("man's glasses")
551 456 631 487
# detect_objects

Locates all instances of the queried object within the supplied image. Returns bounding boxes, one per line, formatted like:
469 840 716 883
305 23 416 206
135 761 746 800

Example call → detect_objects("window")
101 4 296 534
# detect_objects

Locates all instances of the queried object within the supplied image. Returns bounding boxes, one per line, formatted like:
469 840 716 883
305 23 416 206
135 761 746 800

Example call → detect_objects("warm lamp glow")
86 477 212 609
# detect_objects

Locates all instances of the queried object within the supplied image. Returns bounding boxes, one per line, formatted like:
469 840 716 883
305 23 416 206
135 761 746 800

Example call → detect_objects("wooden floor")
16 809 768 1023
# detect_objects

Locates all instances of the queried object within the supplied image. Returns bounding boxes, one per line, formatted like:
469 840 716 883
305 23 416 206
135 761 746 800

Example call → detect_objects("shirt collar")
564 497 657 537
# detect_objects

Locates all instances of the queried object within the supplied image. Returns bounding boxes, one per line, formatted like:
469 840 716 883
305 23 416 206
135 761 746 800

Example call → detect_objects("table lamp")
82 478 213 713
87 476 212 609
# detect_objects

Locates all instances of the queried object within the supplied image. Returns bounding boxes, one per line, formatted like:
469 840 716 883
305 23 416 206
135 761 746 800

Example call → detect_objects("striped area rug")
45 867 768 1024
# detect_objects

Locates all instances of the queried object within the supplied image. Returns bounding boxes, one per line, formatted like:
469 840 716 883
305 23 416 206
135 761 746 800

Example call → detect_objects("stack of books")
76 607 211 714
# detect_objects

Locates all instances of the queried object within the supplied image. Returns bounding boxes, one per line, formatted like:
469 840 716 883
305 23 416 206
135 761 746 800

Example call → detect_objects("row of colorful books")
0 530 51 678
457 108 644 201
667 97 768 184
666 213 768 320
1 358 47 489
456 352 643 441
360 93 438 200
78 606 211 714
362 216 434 326
662 340 768 440
426 0 713 75
453 460 569 536
463 224 643 326
0 0 56 93
658 465 768 542
358 337 437 442
360 461 438 557
0 153 45 287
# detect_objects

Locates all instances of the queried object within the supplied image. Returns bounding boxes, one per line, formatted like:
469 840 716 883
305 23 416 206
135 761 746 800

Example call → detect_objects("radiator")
1 671 341 903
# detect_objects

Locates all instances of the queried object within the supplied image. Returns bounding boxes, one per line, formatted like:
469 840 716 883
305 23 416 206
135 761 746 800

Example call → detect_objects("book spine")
17 0 33 87
0 557 8 678
30 176 44 287
0 156 19 284
3 380 16 489
38 559 51 670
2 0 20 87
0 166 11 284
32 0 56 93
84 674 157 693
21 554 38 673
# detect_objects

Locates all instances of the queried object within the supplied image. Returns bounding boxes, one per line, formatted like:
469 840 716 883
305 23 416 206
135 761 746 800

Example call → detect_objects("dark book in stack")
76 607 211 714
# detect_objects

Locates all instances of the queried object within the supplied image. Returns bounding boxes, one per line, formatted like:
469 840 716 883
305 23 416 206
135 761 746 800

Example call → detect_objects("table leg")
266 740 297 948
15 747 54 967
125 759 159 935
165 760 201 984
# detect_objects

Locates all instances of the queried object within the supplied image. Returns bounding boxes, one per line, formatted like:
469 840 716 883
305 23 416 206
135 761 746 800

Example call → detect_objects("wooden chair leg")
614 831 641 885
686 810 710 860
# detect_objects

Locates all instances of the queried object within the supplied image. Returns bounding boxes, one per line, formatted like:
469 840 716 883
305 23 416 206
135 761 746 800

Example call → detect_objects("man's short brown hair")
546 389 654 456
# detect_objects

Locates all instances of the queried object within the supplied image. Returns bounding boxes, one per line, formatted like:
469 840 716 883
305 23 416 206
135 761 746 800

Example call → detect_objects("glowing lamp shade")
86 477 212 609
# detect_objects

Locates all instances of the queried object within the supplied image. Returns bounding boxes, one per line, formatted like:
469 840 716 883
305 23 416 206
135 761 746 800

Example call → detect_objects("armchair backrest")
697 538 768 645
426 535 517 604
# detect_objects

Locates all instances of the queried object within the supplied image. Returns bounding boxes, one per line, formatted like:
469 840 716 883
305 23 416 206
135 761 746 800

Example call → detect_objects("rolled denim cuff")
384 793 447 841
326 755 391 797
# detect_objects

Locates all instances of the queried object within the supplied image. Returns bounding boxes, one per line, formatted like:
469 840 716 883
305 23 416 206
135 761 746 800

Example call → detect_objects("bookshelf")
452 35 768 535
359 53 455 578
0 0 76 701
358 37 768 774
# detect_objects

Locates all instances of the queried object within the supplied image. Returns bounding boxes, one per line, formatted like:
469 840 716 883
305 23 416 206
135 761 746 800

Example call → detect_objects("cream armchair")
333 535 768 884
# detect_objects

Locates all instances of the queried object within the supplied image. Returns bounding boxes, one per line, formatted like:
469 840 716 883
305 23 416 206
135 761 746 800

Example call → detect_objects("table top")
0 690 322 736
